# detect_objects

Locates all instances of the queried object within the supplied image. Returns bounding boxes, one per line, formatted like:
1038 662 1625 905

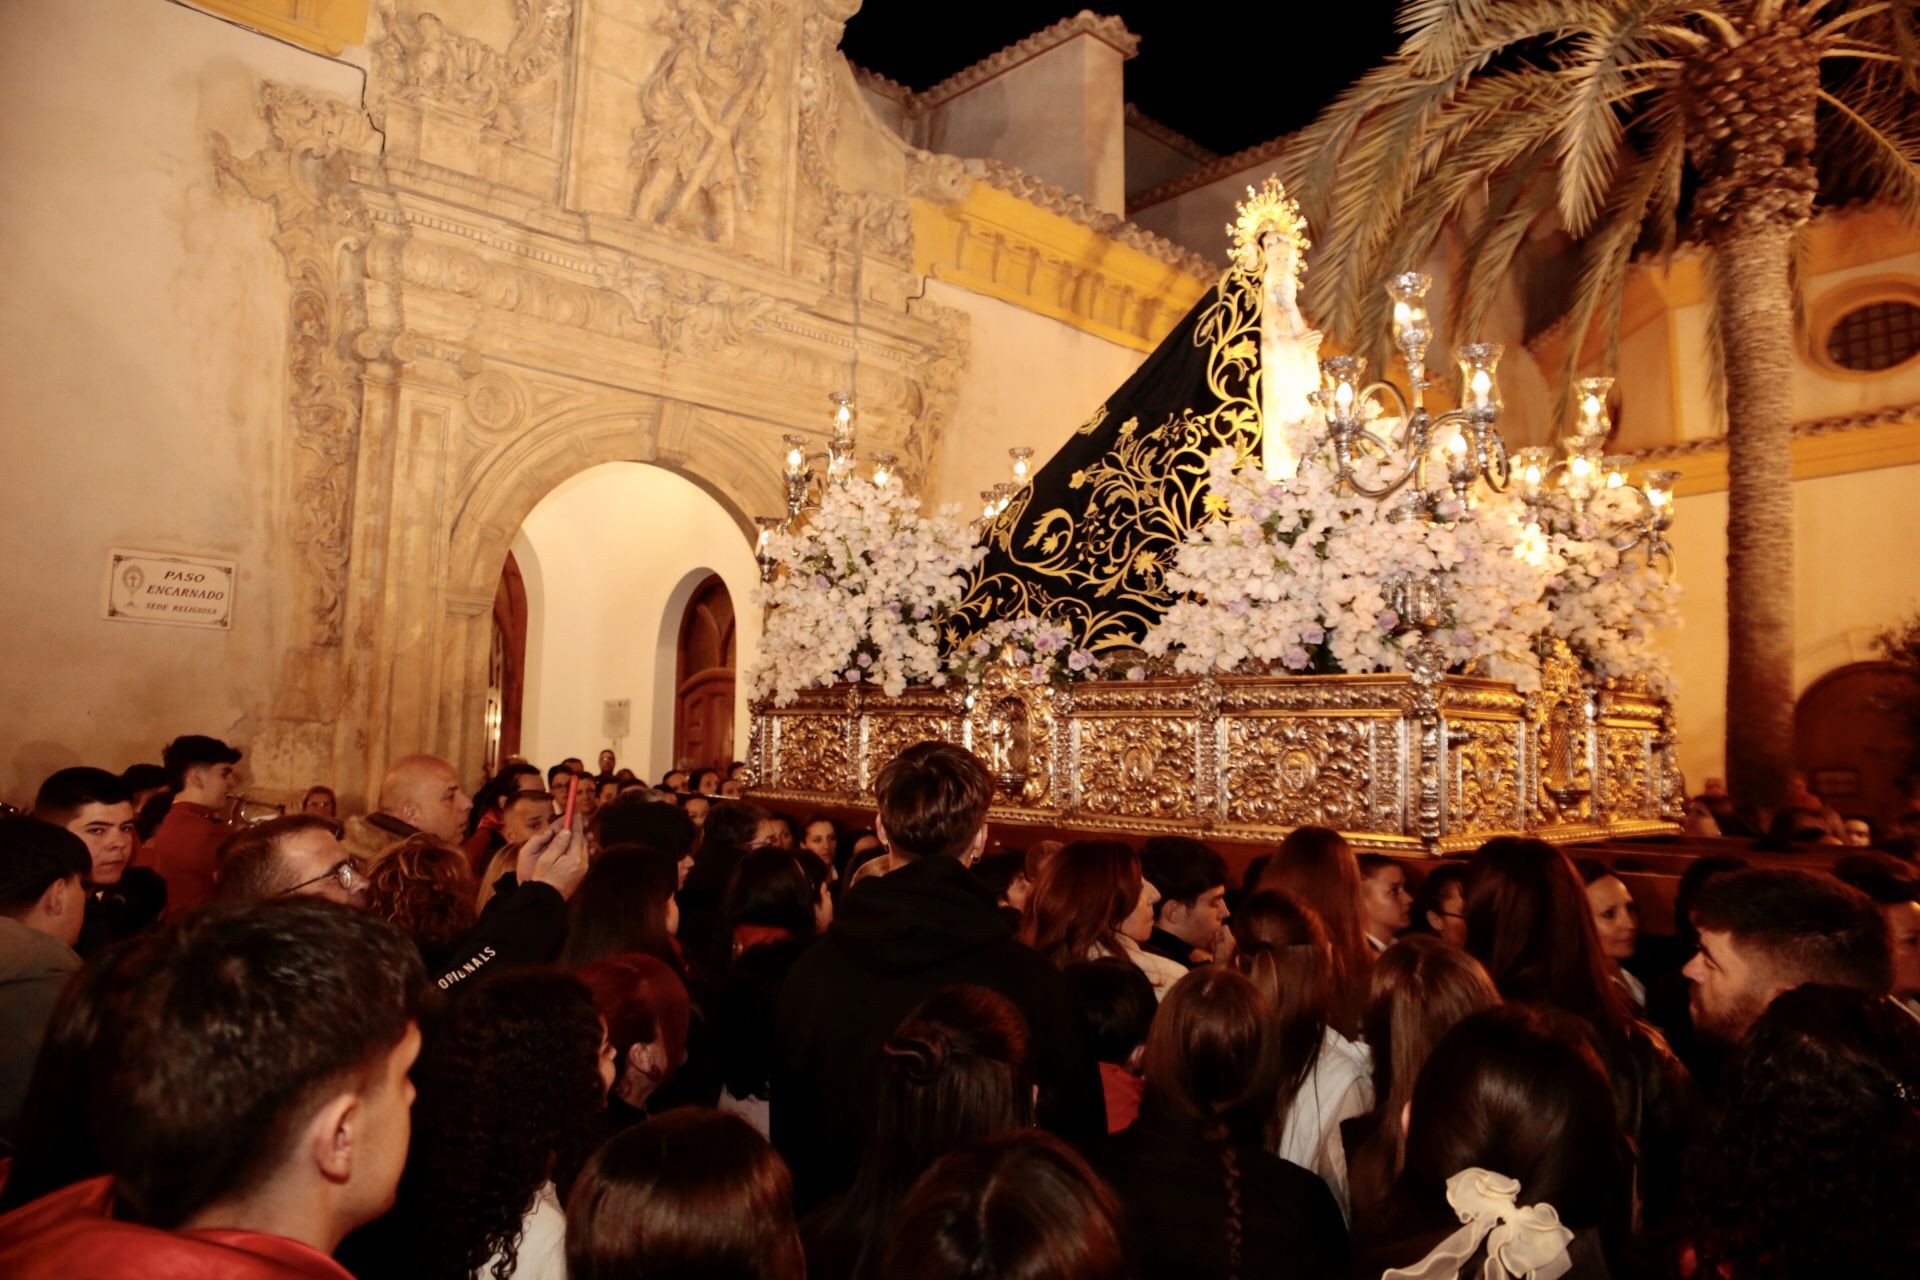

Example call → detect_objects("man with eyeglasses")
213 816 365 907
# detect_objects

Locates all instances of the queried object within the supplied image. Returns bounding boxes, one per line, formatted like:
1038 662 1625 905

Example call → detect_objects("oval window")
1824 299 1920 373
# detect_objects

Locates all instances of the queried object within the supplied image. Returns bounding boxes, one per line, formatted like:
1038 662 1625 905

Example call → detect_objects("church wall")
918 279 1146 514
516 462 760 782
918 33 1129 216
1659 461 1920 788
0 0 366 802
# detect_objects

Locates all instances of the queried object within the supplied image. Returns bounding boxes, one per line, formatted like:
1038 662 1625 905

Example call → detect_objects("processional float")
745 181 1683 853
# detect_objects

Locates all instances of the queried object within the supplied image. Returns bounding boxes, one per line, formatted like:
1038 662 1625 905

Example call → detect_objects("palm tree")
1284 0 1920 808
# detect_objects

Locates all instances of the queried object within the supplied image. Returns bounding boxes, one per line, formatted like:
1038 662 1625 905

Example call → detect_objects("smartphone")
561 773 581 829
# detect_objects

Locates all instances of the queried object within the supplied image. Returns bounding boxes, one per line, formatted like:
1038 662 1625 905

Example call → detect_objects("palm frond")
1555 106 1685 431
1555 19 1638 235
1819 86 1920 221
1455 148 1560 342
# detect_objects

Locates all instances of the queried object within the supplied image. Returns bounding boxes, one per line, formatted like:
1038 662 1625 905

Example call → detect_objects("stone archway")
402 396 781 792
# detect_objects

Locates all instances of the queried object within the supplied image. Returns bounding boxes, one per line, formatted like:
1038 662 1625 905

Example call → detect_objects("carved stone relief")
212 85 379 649
377 1 576 145
631 0 783 244
1221 715 1381 832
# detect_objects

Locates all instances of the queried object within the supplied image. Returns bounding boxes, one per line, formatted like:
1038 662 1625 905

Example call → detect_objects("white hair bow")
1381 1168 1575 1280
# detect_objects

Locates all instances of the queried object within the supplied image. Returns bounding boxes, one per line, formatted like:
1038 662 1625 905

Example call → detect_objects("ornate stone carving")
607 258 777 353
376 1 575 139
904 149 968 204
212 84 379 648
900 301 968 486
462 369 528 436
631 0 782 244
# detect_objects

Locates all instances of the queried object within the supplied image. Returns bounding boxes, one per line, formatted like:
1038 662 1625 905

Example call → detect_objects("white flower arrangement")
947 615 1102 688
1141 448 1553 692
1535 495 1681 693
747 476 983 706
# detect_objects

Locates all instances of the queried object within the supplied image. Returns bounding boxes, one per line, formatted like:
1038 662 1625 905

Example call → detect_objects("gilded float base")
747 646 1684 854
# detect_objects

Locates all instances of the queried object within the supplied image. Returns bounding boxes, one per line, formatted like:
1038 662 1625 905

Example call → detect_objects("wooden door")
1794 661 1919 824
674 575 736 770
486 551 528 773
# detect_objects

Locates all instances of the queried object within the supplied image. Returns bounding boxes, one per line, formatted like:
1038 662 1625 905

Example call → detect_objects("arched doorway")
507 462 761 782
1795 661 1919 823
674 575 736 770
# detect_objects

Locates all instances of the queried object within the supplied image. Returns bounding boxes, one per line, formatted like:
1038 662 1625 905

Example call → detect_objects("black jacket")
1142 926 1202 969
771 855 1101 1208
1096 1091 1349 1280
426 873 568 992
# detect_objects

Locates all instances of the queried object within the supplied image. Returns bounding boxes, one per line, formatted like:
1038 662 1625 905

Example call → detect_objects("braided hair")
1142 967 1283 1280
807 984 1033 1280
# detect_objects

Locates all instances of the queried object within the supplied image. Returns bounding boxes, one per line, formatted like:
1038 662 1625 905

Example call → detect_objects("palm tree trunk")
1715 221 1798 808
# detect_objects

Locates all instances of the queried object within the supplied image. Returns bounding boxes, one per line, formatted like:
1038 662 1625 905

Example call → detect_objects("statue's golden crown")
1227 175 1310 275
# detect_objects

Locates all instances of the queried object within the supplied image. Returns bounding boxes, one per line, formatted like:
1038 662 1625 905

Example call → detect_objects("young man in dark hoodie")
771 741 1100 1208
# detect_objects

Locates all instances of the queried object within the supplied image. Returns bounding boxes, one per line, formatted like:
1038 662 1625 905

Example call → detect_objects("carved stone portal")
631 0 782 243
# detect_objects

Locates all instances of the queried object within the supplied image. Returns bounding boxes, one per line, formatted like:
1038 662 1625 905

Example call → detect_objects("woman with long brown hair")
1231 889 1372 1217
1096 966 1347 1280
1340 936 1501 1220
1462 838 1694 1224
1020 839 1186 997
1254 826 1373 1031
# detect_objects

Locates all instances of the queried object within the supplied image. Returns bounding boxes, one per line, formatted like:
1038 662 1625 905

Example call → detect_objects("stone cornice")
1123 103 1219 164
1127 130 1299 212
962 158 1219 277
858 11 1140 118
913 178 1215 353
847 61 911 105
1627 401 1920 497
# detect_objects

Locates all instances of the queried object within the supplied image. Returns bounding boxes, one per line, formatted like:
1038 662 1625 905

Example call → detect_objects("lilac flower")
1377 609 1400 631
1125 665 1147 681
843 669 863 683
1282 646 1311 670
1029 664 1049 682
972 638 991 657
931 673 948 688
1068 649 1094 672
1302 625 1325 645
856 653 873 669
1227 599 1250 617
812 574 831 591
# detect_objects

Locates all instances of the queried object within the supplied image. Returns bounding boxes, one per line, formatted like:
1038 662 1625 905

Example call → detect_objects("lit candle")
1604 455 1630 489
1512 447 1551 500
1574 376 1614 445
1009 446 1033 484
1455 343 1503 415
1642 469 1678 513
783 434 807 477
872 453 896 488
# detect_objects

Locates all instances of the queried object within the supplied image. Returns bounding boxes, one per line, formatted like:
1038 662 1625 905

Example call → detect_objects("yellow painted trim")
912 184 1213 352
1650 413 1920 497
181 1 366 54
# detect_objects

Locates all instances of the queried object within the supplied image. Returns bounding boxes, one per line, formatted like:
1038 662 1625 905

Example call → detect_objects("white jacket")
1276 1026 1373 1221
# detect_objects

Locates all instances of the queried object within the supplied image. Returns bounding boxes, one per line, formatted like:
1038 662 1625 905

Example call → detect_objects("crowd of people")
1 733 1917 1279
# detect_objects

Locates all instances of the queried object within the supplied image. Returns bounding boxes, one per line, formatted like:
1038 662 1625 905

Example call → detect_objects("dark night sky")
840 1 1406 157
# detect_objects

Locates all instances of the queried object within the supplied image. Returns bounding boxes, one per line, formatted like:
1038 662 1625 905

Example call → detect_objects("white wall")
0 0 367 803
917 279 1147 512
517 462 761 781
1657 461 1920 787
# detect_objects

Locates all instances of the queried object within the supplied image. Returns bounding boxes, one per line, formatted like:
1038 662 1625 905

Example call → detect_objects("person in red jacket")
146 734 243 917
0 898 427 1279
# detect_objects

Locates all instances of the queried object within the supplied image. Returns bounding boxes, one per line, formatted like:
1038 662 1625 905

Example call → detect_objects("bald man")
341 754 473 860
